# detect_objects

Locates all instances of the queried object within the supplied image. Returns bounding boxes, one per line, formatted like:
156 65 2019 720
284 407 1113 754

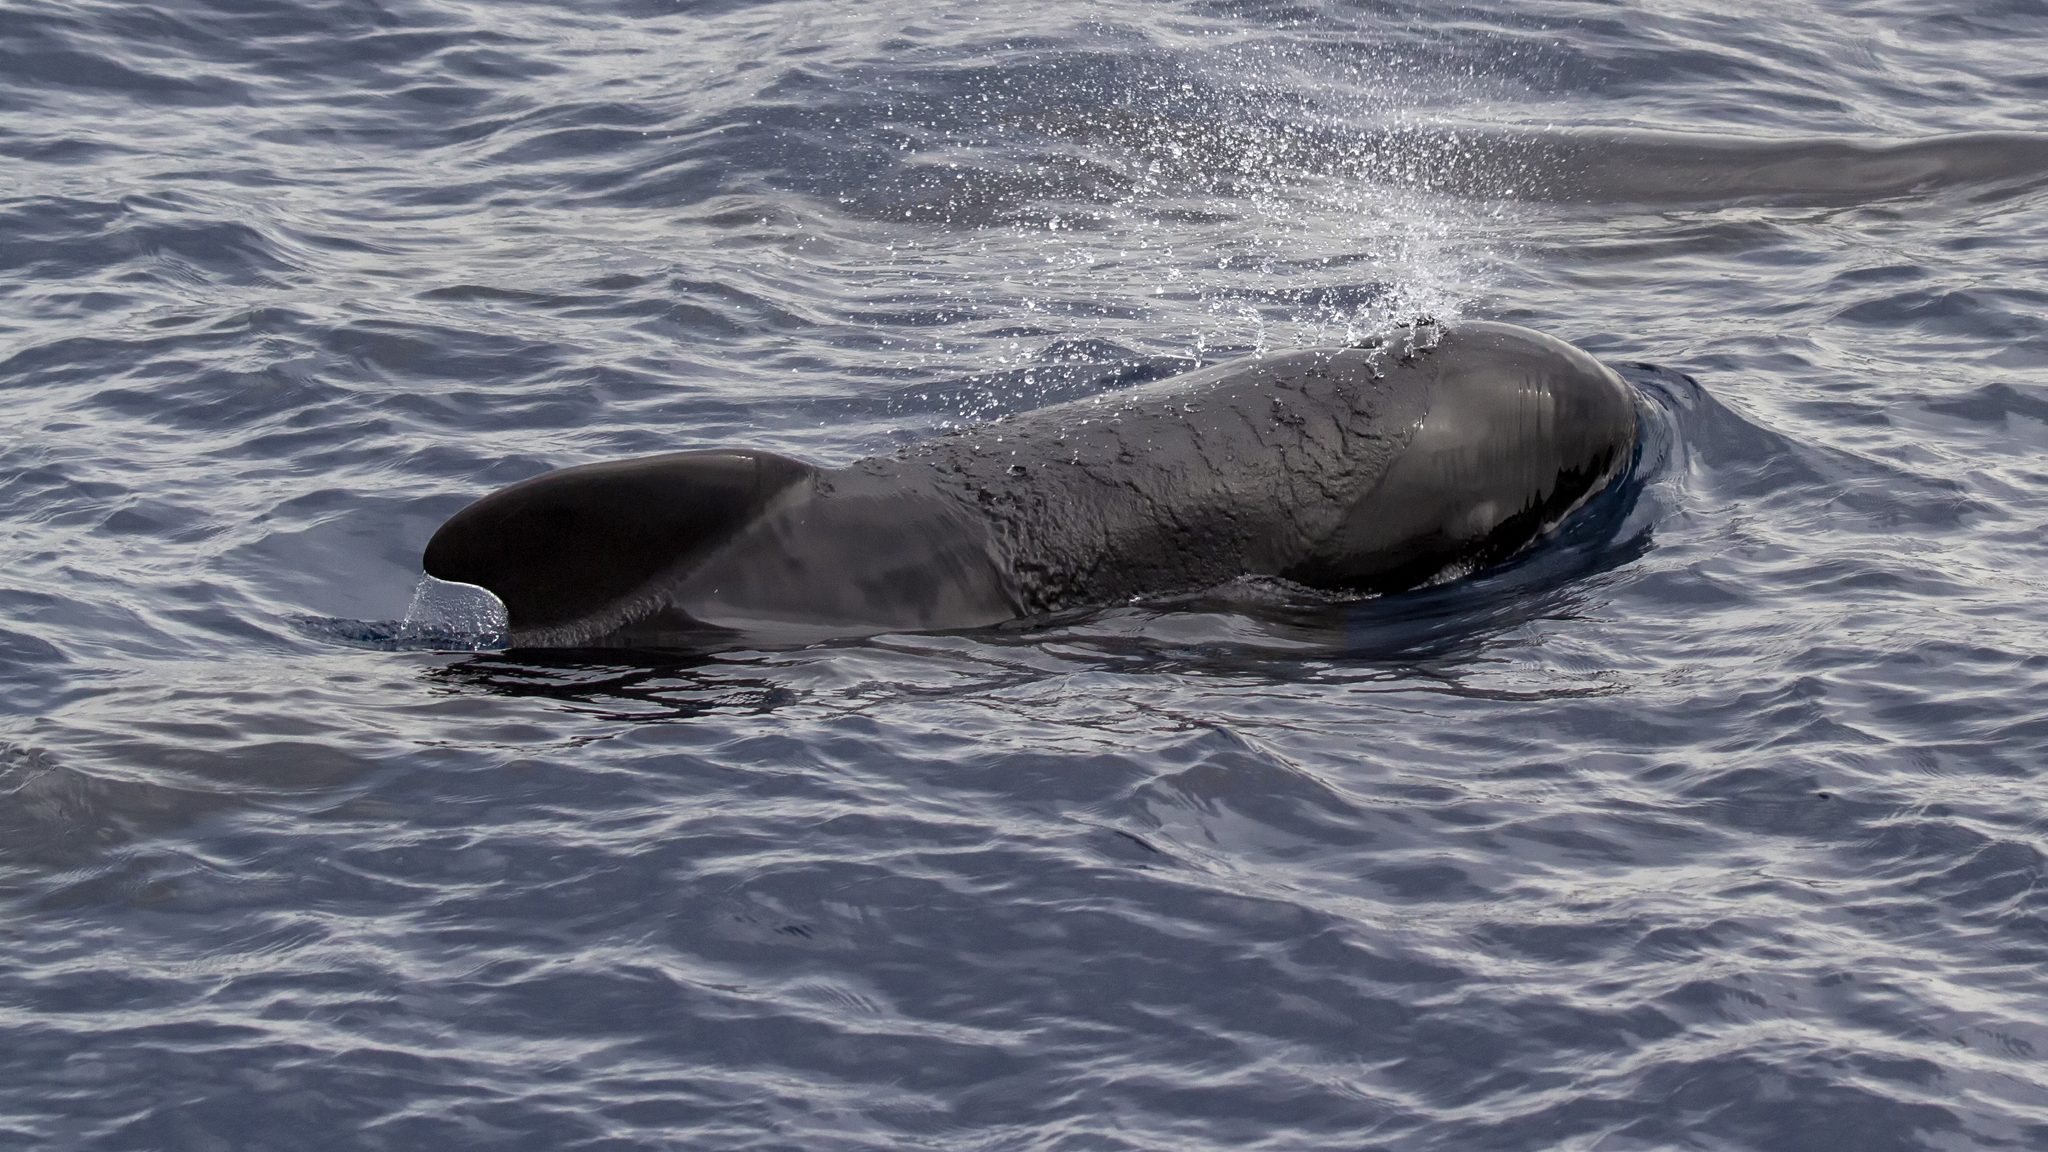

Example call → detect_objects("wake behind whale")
420 320 1638 649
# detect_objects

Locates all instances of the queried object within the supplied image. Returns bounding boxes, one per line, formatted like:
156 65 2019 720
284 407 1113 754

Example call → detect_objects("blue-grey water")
4 1 2047 1148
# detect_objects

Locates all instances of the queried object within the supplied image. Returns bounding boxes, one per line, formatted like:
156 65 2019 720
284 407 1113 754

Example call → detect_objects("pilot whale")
423 320 1638 647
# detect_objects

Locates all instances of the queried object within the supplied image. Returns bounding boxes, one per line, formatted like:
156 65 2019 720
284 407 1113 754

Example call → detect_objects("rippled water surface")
5 1 2048 1148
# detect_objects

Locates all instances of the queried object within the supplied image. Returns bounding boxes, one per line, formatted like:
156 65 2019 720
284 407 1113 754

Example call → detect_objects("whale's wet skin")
6 1 2048 1150
425 322 1637 647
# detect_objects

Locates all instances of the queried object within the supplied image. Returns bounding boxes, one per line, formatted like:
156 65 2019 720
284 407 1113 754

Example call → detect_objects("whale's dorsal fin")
423 449 815 634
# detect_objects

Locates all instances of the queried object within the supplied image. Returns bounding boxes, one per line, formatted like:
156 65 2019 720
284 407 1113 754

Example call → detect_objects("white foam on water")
400 575 511 650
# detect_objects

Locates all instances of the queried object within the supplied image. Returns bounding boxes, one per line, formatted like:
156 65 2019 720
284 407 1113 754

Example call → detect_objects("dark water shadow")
1464 127 2048 209
422 647 800 722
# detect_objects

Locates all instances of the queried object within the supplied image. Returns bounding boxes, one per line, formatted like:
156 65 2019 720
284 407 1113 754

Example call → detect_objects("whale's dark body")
423 321 1638 647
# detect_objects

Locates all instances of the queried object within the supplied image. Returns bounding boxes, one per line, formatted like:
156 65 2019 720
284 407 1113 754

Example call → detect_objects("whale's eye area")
422 450 814 632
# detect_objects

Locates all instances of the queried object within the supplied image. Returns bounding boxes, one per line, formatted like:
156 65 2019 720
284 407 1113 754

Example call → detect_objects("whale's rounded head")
1288 320 1639 592
423 449 815 639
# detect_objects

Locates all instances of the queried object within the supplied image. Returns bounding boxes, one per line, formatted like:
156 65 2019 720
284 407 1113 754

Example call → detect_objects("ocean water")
4 0 2047 1148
